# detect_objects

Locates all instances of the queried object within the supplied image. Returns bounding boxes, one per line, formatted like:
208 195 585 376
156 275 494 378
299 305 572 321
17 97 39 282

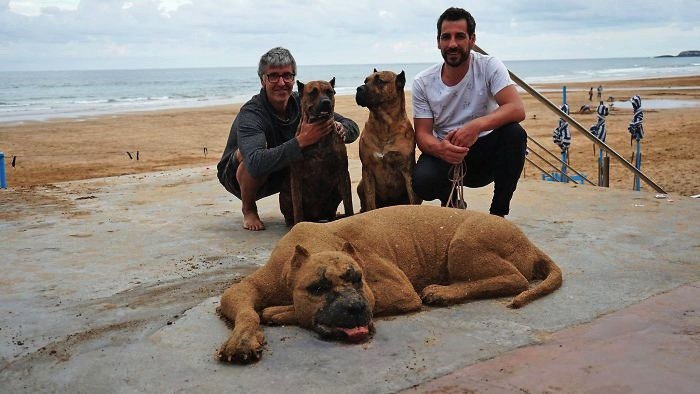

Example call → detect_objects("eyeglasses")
265 72 295 84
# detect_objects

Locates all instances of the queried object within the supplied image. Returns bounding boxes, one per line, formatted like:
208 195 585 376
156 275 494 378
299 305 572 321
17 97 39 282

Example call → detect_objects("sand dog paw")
420 284 453 306
217 328 266 364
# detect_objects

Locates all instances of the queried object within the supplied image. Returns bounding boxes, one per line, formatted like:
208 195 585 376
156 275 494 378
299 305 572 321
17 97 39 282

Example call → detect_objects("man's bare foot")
242 211 265 231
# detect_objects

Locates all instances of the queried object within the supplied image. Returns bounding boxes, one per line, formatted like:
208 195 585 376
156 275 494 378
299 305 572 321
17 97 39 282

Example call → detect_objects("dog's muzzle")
355 86 369 107
312 288 373 343
310 98 333 122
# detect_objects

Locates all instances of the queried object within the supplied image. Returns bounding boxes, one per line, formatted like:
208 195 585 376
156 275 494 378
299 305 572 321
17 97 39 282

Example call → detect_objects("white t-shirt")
412 51 513 140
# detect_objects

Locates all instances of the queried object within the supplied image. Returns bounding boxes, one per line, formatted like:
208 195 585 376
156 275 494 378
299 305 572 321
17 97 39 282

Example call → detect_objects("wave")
2 58 698 123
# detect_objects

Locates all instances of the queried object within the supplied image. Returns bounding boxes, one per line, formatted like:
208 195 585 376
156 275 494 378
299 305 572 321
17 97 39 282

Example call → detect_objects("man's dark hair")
437 7 476 38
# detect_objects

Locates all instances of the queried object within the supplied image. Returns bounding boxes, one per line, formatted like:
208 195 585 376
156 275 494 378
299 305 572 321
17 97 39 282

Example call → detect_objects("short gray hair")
257 47 296 81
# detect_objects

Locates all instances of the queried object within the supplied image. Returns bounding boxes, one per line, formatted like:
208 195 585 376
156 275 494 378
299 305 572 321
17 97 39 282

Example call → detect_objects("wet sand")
1 75 698 196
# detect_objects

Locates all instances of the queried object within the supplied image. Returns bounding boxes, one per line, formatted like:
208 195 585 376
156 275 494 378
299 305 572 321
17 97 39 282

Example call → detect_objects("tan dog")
279 78 353 225
217 205 562 363
355 70 421 211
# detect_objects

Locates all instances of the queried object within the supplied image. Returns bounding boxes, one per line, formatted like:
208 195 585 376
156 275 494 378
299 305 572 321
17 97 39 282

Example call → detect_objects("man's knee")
500 123 527 148
237 162 269 198
218 157 243 199
412 155 450 200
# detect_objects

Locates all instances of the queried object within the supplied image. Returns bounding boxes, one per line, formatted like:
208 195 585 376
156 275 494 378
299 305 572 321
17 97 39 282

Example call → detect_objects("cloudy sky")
1 0 698 71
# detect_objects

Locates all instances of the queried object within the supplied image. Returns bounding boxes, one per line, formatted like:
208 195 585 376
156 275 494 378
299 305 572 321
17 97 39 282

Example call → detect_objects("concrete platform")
1 159 698 393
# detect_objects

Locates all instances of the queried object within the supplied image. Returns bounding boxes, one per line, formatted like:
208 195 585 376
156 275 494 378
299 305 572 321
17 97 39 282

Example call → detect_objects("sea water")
1 57 698 123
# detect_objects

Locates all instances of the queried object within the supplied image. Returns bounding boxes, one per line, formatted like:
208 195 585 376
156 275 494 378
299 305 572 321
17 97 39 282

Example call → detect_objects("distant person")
411 7 527 217
217 47 359 231
596 85 603 100
588 87 593 101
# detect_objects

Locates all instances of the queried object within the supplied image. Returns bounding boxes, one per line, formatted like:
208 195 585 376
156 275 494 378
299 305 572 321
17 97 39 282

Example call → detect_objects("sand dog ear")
373 68 378 73
396 70 406 90
296 81 305 96
341 241 359 256
329 77 335 88
291 244 310 271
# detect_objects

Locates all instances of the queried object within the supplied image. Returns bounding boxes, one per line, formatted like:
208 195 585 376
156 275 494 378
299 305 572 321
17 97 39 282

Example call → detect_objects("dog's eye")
307 281 331 296
341 269 363 288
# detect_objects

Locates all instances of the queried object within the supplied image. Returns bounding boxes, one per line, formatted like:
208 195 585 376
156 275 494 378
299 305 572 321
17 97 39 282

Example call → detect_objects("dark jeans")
412 122 527 216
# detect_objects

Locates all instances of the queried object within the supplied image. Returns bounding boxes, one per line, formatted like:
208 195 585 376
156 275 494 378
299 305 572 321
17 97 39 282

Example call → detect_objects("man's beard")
442 47 470 67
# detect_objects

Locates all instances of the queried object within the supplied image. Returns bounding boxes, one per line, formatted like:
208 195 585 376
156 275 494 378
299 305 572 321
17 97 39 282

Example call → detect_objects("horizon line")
0 55 675 73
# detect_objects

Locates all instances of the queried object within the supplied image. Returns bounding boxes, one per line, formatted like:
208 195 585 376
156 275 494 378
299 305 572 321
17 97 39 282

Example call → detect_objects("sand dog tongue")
338 326 369 342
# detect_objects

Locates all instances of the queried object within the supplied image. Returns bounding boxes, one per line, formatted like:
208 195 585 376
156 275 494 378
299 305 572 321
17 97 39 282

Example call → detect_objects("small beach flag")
553 103 571 153
590 101 609 144
628 95 643 142
629 95 644 191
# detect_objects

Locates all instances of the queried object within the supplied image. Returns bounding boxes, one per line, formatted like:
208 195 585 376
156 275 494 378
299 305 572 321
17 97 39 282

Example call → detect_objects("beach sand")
1 75 699 196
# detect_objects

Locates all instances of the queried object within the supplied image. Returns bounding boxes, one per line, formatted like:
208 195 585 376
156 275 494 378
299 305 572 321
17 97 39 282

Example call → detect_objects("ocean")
1 56 699 124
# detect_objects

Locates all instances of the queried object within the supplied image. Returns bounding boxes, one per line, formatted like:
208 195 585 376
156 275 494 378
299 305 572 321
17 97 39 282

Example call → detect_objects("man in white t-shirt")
412 7 527 217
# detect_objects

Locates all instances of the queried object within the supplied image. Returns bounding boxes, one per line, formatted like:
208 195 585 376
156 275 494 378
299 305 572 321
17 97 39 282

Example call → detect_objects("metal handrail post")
0 152 6 189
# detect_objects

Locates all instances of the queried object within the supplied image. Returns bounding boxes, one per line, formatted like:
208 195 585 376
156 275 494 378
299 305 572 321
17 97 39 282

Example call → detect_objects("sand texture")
1 75 698 196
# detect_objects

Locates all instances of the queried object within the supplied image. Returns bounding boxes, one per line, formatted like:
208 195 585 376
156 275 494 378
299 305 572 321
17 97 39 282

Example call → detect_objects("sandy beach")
1 75 699 196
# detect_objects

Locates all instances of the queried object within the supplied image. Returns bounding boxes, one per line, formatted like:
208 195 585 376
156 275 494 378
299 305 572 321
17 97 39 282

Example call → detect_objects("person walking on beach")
588 87 593 101
217 47 359 231
411 7 527 217
596 85 603 100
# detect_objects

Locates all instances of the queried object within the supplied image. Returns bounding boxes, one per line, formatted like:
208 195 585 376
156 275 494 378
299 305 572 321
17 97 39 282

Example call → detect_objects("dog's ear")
373 68 378 73
342 241 367 267
396 70 406 90
329 77 335 88
296 81 305 96
291 244 310 271
341 241 357 256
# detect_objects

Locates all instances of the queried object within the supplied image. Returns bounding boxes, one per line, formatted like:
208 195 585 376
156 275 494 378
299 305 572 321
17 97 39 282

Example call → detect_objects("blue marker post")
561 86 568 183
633 139 642 191
0 152 6 189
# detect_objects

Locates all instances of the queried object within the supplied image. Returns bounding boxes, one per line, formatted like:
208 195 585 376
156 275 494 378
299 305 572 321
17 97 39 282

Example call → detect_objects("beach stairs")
542 172 587 185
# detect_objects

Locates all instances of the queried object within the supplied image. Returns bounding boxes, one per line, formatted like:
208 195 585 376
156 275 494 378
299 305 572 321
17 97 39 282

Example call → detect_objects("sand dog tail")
509 250 563 308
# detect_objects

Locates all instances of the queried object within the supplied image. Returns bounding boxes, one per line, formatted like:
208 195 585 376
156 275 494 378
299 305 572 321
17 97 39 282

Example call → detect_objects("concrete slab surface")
1 159 698 393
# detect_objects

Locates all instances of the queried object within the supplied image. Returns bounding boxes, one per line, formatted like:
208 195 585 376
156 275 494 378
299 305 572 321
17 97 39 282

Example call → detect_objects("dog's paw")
217 328 266 364
420 285 452 306
507 296 526 309
261 305 297 326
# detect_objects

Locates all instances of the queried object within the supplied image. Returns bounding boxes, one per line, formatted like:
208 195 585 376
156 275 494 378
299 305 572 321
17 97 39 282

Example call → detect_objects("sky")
1 0 699 71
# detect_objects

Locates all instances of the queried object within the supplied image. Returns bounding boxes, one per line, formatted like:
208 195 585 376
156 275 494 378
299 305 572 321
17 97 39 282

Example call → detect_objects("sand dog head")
283 242 376 343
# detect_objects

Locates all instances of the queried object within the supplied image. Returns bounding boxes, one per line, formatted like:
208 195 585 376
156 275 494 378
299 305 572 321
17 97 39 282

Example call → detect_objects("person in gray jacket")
217 47 359 231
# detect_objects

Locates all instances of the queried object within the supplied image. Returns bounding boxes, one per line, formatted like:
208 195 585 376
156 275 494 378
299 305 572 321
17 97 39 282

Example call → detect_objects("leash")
447 162 467 209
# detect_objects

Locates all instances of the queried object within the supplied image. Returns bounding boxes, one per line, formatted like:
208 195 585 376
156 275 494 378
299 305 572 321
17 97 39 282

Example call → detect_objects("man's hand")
437 138 469 165
334 121 346 141
296 113 333 148
446 123 480 148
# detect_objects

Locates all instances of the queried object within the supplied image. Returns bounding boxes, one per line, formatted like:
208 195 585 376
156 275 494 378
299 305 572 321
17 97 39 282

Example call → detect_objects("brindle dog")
217 205 563 364
356 69 421 211
279 78 353 225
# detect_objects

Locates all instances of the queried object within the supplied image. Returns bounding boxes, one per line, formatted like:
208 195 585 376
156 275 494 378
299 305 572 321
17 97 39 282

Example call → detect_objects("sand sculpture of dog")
279 78 353 225
217 205 563 363
355 69 421 211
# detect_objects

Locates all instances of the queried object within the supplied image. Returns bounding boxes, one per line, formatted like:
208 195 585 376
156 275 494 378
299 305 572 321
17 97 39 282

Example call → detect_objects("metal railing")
474 44 666 194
